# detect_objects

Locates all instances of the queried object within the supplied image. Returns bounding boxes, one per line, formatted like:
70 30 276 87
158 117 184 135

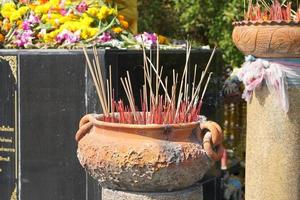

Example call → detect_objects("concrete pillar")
246 85 300 200
102 185 203 200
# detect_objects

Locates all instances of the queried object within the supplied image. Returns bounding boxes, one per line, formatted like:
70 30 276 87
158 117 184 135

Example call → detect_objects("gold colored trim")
0 126 14 132
0 56 17 82
10 186 17 200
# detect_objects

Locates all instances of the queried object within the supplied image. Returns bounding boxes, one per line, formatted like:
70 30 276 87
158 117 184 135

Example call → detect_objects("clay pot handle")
75 114 98 142
200 121 224 161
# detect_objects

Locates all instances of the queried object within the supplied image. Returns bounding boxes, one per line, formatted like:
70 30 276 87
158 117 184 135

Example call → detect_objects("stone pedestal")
102 185 203 200
246 85 300 200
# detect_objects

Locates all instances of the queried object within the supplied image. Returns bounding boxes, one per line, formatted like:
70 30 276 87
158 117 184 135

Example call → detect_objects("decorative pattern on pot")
75 114 224 192
232 22 300 58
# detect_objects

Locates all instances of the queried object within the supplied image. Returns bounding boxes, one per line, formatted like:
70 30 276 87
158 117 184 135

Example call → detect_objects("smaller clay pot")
75 114 223 192
232 21 300 58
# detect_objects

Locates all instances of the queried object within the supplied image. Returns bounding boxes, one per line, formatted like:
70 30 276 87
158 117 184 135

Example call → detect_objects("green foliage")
138 0 178 37
138 0 245 67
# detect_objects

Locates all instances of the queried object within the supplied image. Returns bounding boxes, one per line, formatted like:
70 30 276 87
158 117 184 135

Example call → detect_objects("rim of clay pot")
233 20 300 26
89 113 206 130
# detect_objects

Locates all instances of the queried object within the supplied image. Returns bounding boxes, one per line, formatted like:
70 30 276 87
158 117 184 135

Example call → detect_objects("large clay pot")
75 114 223 192
232 21 300 58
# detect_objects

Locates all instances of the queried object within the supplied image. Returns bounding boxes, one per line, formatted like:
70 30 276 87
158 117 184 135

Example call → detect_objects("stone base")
246 86 300 200
102 185 203 200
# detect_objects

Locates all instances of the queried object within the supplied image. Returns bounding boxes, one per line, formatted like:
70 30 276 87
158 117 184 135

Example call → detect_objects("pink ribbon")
238 57 300 112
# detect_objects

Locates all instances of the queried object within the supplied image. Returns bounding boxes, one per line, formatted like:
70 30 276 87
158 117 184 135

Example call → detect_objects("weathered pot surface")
232 21 300 58
75 113 223 192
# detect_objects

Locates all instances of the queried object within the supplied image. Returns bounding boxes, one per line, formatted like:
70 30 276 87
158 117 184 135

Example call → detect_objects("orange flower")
120 20 129 29
29 4 36 10
17 20 22 28
113 27 123 34
118 15 125 21
38 0 48 3
3 23 11 32
158 35 169 45
0 33 5 43
37 33 43 39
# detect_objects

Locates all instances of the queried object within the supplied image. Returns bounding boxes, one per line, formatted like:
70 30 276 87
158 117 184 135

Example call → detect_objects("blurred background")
138 0 245 68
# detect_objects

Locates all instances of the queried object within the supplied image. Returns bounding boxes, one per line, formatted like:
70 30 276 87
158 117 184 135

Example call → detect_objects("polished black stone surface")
0 49 224 200
19 52 87 200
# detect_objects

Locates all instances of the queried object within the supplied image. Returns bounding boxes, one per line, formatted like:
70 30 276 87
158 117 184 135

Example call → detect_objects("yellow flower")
65 0 72 5
113 27 123 34
50 30 60 38
18 6 30 16
1 2 16 13
43 34 53 43
34 4 51 15
49 0 59 6
80 27 98 40
43 29 60 43
9 12 21 22
97 6 111 20
80 29 89 40
1 2 17 19
88 28 98 37
86 7 99 17
80 14 94 26
109 8 117 15
61 21 82 32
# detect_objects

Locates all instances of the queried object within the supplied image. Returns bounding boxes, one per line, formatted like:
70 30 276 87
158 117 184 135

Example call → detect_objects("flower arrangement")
0 0 135 48
0 0 175 49
244 0 300 21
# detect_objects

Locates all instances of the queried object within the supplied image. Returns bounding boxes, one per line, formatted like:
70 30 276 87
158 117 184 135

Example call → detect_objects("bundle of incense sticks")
245 0 299 21
83 44 216 125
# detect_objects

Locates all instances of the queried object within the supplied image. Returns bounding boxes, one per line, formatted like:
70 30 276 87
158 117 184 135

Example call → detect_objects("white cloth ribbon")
237 56 300 112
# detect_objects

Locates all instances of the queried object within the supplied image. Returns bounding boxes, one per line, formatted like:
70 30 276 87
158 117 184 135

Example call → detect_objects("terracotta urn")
75 113 224 192
232 21 300 58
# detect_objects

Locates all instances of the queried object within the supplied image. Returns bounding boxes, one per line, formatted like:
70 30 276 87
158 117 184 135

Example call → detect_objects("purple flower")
135 32 158 46
56 29 80 44
21 13 40 31
15 30 34 48
60 9 68 16
76 2 88 13
98 32 112 43
27 12 40 24
22 21 31 30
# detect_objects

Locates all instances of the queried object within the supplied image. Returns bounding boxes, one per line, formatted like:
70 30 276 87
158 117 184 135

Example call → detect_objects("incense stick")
93 47 108 112
146 57 171 102
84 41 215 125
186 46 216 114
83 48 108 115
201 72 213 100
109 65 113 112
